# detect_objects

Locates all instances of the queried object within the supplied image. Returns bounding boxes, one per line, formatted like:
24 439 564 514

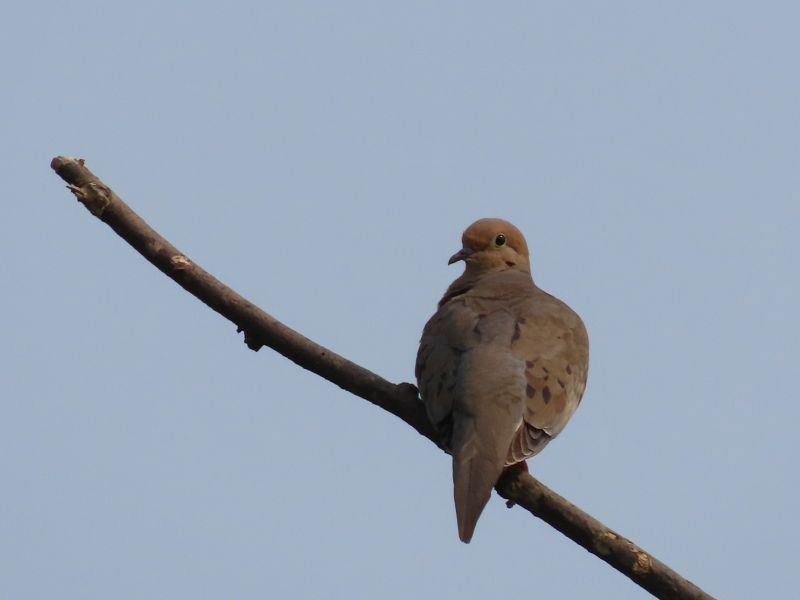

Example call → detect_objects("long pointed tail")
453 451 505 543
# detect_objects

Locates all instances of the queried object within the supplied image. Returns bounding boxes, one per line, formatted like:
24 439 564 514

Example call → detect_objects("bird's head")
448 218 531 275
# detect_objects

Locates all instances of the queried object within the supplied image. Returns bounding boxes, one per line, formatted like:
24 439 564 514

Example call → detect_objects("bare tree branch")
50 156 715 600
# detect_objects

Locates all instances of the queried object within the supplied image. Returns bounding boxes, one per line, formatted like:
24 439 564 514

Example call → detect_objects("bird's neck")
438 267 533 308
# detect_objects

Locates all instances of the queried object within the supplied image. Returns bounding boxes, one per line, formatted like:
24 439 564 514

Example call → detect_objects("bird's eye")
494 233 506 247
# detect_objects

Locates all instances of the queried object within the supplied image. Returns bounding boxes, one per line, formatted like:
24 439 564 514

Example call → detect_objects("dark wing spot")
473 315 486 340
542 386 551 403
512 321 521 342
525 360 534 368
505 260 516 267
449 365 459 386
566 364 573 375
473 323 481 339
526 385 536 398
437 415 454 450
557 378 566 389
416 358 427 378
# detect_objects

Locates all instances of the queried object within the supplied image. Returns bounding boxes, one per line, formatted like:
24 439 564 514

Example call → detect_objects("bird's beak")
448 247 474 265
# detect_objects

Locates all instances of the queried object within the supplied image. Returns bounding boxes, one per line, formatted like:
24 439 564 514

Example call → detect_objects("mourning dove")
415 218 589 543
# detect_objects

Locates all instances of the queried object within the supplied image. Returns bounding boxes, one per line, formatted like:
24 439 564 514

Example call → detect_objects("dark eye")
494 233 506 247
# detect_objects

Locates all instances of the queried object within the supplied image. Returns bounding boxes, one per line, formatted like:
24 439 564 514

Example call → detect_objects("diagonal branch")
50 156 715 600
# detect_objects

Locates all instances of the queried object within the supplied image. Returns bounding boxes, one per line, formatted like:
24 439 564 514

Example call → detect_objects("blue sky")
3 3 799 598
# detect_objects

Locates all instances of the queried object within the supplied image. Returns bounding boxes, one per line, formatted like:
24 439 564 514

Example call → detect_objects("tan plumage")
416 218 589 543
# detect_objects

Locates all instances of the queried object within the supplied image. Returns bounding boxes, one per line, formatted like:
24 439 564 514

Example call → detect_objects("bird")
415 218 589 543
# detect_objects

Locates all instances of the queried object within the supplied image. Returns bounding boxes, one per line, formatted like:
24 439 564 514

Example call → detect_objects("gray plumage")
416 218 589 543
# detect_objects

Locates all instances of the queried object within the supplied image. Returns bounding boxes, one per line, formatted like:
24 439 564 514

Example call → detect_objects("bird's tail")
453 448 505 543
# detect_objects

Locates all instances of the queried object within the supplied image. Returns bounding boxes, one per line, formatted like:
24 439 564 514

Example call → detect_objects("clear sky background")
2 3 798 599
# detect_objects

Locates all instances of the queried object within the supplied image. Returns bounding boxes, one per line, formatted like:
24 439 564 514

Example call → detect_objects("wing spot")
525 360 534 368
472 314 487 340
566 364 573 375
542 386 551 403
557 378 566 389
512 321 521 342
526 385 536 398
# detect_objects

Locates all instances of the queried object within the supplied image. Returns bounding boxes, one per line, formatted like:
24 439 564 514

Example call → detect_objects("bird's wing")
505 291 590 465
417 273 534 542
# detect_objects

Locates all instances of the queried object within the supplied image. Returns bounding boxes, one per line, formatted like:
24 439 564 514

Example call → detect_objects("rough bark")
50 155 716 600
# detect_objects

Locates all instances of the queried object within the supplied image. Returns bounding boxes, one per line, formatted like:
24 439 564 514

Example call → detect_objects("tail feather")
453 450 505 543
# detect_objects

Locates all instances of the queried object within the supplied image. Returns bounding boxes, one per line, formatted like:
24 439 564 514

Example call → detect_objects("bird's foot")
397 382 420 398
